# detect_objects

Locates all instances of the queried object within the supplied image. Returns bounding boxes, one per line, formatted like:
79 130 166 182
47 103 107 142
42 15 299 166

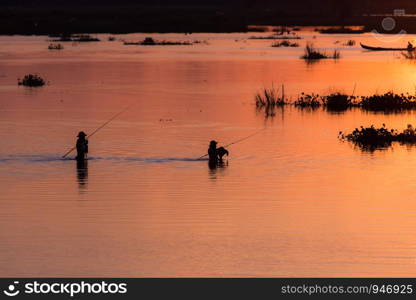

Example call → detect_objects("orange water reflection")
1 33 416 277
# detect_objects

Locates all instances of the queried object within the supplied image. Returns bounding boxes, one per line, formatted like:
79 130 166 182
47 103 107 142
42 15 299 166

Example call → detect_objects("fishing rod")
198 127 266 159
62 105 132 159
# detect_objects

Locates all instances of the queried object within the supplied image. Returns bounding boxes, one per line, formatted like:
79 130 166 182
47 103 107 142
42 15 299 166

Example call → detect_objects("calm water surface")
2 31 416 277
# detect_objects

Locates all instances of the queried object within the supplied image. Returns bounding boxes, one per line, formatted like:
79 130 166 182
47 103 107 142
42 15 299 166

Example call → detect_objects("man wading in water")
208 140 229 167
76 131 88 161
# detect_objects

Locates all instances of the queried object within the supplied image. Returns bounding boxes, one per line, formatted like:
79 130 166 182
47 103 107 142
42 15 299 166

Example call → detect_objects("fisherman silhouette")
208 140 229 167
76 131 88 161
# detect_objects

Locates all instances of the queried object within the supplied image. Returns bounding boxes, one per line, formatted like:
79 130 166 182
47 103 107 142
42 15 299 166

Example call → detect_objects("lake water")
2 30 416 277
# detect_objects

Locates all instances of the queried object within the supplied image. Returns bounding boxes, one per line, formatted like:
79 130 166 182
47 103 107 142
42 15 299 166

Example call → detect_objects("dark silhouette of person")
208 140 229 168
208 140 219 164
76 131 88 161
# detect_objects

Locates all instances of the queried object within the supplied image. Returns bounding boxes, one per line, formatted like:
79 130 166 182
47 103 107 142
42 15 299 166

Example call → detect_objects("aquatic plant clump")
18 74 46 87
73 34 100 42
48 43 64 50
360 92 416 111
343 40 356 46
272 41 299 47
294 92 353 110
294 93 321 108
254 86 416 114
293 92 416 111
301 43 340 60
124 37 193 46
323 93 356 110
249 35 302 40
340 124 416 150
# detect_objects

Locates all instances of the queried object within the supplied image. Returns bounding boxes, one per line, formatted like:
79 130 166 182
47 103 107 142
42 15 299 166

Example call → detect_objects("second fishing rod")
62 104 133 159
198 127 266 159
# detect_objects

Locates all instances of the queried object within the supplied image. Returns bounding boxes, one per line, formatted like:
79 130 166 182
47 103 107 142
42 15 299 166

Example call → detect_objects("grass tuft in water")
48 43 64 50
255 85 287 107
323 93 355 111
272 40 299 47
255 84 287 117
294 93 321 108
343 39 356 46
301 43 340 60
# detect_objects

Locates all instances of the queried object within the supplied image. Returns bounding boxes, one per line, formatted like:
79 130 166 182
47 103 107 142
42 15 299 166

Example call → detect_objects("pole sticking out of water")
197 127 266 159
352 83 357 96
62 105 133 159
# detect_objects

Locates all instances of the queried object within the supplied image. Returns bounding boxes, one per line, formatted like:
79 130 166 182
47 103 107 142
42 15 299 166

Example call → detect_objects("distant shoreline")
3 5 416 35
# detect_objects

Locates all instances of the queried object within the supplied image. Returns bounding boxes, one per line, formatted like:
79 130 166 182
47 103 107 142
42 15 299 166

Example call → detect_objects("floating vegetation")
49 33 72 41
294 92 354 111
51 34 100 42
272 40 299 47
301 43 340 60
124 37 192 46
343 40 356 46
18 74 46 87
255 84 416 116
360 92 416 111
72 34 100 42
339 124 416 151
48 43 64 50
294 91 416 111
323 93 355 111
317 27 366 34
193 40 209 45
294 93 321 108
249 35 302 40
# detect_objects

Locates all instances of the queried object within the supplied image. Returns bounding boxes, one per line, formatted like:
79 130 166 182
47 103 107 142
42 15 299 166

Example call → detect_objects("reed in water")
255 85 287 117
